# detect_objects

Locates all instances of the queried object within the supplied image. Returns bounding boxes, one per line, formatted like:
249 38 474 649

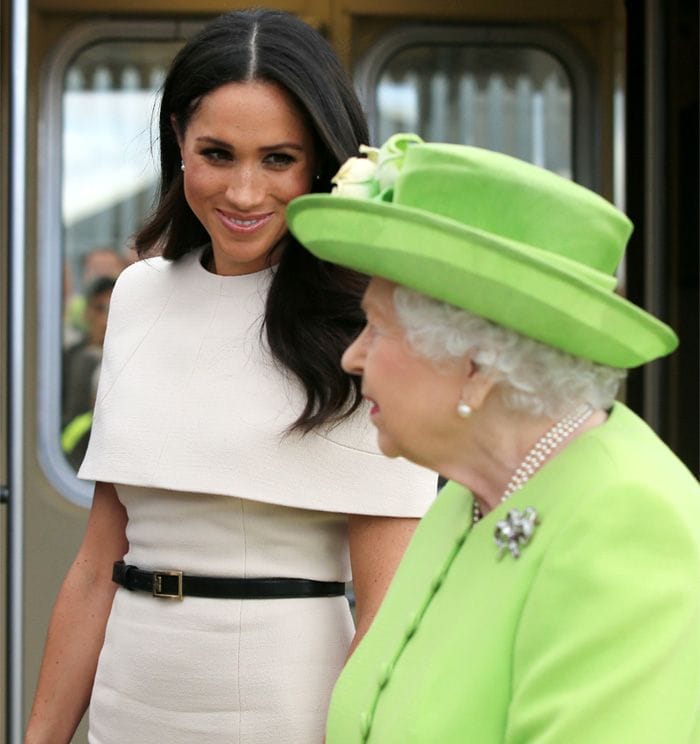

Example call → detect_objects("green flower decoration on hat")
288 135 678 368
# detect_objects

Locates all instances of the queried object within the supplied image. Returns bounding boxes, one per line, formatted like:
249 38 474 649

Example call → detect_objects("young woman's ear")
170 113 183 148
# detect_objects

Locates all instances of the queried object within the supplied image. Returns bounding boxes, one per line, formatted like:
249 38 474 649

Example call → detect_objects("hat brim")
287 195 678 368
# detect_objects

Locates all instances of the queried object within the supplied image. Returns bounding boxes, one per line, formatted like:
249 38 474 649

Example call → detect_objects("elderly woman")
287 135 700 742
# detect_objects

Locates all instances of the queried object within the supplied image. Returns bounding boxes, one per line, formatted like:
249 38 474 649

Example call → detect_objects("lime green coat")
327 403 700 743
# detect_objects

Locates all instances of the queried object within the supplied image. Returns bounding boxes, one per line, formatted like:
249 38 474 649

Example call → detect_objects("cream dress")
79 250 436 743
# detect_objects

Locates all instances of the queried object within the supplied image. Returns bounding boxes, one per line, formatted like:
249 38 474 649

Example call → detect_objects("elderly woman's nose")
341 330 366 375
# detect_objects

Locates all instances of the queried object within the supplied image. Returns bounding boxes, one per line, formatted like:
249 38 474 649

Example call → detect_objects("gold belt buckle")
152 570 184 600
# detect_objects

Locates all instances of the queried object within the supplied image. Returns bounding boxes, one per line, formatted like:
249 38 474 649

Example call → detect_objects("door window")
39 23 192 505
355 26 597 185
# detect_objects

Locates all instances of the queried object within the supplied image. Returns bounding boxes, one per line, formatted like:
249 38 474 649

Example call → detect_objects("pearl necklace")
472 404 593 524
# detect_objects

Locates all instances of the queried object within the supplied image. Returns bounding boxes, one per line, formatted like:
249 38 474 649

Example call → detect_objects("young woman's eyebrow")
194 136 305 153
194 136 232 148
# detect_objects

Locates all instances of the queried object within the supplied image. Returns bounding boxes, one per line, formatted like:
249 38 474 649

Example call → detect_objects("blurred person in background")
61 276 115 431
63 247 127 344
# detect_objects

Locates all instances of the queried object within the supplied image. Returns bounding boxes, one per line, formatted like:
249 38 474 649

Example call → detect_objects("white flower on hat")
330 154 379 198
331 133 424 199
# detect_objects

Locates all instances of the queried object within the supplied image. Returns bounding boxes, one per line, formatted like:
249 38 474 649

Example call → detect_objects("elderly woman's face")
342 277 467 467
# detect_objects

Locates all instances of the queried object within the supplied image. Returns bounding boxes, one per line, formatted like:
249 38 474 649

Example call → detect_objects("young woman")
26 13 435 744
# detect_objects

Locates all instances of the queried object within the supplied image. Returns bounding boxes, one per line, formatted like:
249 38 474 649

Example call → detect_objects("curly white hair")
393 286 626 419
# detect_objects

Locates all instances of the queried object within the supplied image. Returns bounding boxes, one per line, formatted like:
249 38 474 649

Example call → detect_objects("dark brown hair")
134 9 370 431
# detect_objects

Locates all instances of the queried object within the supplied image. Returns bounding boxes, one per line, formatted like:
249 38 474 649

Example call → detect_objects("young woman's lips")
366 397 380 416
217 210 273 234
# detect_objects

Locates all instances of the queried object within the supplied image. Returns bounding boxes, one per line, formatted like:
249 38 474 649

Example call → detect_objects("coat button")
359 711 371 738
378 661 393 689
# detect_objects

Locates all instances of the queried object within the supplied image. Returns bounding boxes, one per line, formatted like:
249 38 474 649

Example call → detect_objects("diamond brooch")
494 507 540 559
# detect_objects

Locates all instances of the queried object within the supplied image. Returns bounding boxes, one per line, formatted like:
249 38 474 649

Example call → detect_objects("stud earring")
456 400 472 418
180 161 185 172
315 174 321 181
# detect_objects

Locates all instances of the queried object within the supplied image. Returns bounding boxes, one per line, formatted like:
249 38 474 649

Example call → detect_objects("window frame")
37 19 204 508
354 24 599 189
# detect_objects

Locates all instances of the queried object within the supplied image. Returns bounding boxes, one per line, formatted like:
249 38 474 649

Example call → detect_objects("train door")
9 2 624 742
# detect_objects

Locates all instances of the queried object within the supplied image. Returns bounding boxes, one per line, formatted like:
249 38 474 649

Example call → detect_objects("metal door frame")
7 1 28 741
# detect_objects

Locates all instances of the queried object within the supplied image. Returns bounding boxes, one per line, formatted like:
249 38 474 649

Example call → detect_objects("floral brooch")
494 507 540 559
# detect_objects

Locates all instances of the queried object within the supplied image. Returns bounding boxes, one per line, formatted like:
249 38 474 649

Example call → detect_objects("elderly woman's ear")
457 357 495 416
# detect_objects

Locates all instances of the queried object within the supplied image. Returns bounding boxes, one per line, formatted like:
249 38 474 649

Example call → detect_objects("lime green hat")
287 134 677 368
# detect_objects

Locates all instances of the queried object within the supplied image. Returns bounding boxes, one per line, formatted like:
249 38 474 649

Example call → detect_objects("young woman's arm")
346 514 419 657
25 481 128 744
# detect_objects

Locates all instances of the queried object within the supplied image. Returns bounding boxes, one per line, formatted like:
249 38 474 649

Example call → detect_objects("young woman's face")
177 80 317 275
342 277 467 469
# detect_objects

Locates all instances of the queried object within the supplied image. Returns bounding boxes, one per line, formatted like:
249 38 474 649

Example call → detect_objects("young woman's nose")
226 165 265 209
341 327 368 375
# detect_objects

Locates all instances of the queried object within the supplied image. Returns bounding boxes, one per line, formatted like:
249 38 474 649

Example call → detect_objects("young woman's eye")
265 152 296 168
200 148 231 162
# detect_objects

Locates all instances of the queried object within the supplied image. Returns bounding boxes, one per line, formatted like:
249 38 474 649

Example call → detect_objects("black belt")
112 561 345 601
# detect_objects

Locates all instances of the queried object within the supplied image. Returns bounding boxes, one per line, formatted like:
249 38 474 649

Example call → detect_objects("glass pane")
375 45 572 177
60 39 182 470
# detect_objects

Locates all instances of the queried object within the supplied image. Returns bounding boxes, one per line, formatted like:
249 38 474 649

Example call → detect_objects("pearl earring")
456 400 472 418
180 161 185 172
